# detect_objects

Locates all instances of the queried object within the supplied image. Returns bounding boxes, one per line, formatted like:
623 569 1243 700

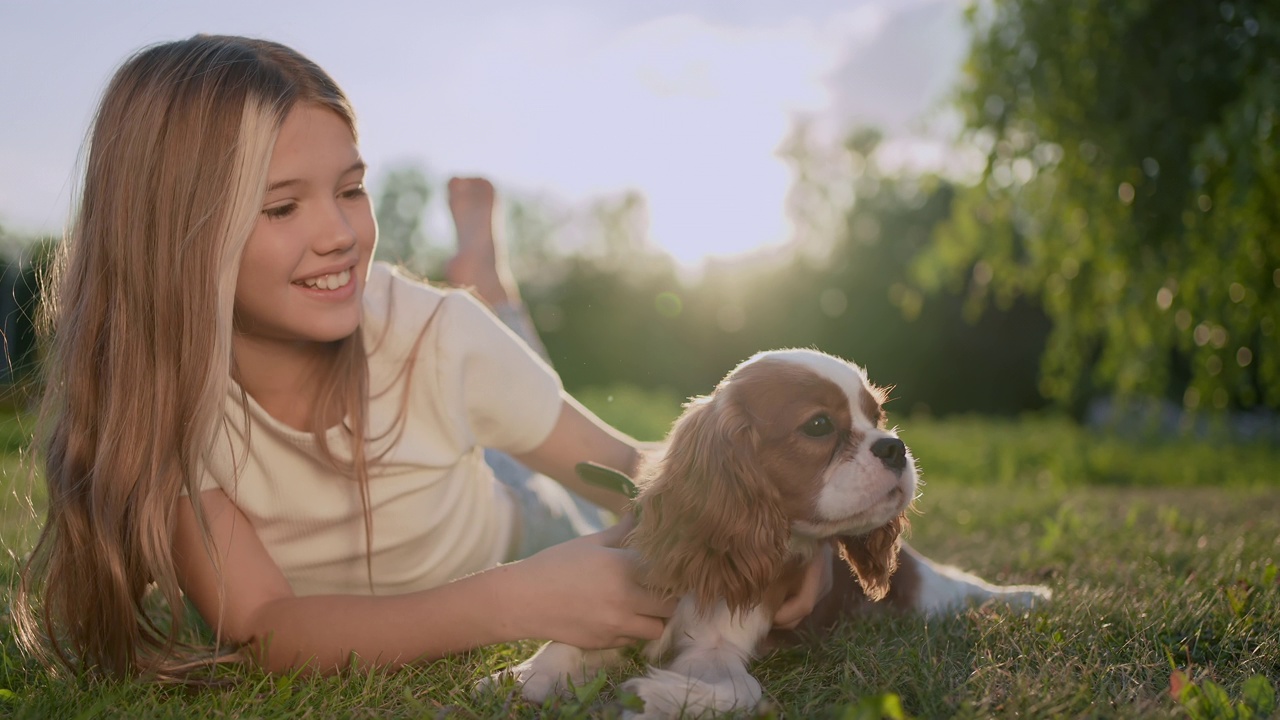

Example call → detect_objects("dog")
484 349 1051 718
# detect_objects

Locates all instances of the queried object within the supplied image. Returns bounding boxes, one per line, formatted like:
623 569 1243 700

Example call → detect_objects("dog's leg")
622 597 771 720
477 641 626 703
899 543 1052 615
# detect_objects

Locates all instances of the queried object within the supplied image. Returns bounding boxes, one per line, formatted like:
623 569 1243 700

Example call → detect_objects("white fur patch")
804 445 915 534
477 642 625 703
911 550 1053 615
624 597 772 719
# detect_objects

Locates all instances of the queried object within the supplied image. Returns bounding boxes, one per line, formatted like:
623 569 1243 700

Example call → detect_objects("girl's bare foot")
445 177 518 307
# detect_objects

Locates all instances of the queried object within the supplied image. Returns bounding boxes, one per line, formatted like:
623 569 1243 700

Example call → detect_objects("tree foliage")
0 225 51 389
518 129 1051 416
916 0 1280 411
373 166 437 275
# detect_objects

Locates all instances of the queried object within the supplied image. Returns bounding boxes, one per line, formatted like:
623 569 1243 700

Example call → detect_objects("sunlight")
377 10 890 272
492 14 833 269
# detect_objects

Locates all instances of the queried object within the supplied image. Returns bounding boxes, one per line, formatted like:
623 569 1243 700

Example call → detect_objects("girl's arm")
511 393 650 515
174 489 673 673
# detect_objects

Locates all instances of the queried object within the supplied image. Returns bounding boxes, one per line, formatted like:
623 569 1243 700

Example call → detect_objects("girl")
15 34 824 679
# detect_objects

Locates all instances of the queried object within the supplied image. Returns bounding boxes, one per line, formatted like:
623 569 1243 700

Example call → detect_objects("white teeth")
301 269 351 290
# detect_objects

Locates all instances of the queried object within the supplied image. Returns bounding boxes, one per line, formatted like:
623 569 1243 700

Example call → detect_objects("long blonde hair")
14 35 368 678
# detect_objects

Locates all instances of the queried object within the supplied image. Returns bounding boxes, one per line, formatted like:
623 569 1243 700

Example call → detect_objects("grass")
1 388 1278 719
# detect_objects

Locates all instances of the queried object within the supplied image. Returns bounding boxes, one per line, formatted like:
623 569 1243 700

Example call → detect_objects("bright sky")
0 0 968 269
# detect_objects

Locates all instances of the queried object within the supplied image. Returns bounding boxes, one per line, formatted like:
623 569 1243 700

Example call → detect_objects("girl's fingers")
634 591 677 619
626 614 668 642
584 519 631 548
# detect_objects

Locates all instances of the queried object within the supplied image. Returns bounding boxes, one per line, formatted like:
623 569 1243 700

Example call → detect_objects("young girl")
16 34 824 679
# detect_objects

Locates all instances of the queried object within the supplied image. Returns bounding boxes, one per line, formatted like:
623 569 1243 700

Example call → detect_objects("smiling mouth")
296 269 352 291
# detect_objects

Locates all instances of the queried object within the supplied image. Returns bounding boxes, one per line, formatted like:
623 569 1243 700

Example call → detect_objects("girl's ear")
836 512 908 602
628 396 789 616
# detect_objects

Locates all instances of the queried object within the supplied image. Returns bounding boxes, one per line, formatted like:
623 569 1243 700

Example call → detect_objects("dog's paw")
621 667 762 720
988 584 1052 611
474 657 570 704
476 643 625 705
472 667 509 698
914 559 1055 616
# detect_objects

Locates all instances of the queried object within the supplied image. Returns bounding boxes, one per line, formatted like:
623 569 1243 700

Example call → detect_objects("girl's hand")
510 517 676 649
771 543 834 630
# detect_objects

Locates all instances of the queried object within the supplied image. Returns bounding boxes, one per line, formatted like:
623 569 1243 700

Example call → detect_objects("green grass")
1 393 1278 719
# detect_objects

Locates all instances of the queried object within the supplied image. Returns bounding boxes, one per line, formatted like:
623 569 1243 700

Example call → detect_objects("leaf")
272 672 295 703
1178 685 1210 720
1170 669 1191 701
1198 680 1236 718
874 693 908 720
1241 675 1276 716
0 689 16 702
839 693 910 720
569 669 608 704
1224 580 1254 619
575 462 638 499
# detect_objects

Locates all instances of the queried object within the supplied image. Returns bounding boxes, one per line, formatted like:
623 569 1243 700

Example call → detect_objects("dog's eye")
800 414 835 437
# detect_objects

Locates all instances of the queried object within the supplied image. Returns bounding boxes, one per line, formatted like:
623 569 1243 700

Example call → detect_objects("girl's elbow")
247 633 335 676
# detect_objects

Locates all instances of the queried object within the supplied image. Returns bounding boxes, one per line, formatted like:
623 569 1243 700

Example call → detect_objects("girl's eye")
340 184 367 200
800 414 835 438
263 203 296 220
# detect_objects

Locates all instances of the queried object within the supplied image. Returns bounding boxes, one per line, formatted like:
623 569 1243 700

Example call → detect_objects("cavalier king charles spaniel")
485 349 1050 718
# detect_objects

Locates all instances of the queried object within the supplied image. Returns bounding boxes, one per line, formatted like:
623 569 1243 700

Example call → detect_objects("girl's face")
235 104 377 346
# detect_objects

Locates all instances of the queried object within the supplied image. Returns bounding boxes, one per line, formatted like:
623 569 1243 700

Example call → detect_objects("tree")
776 126 1051 415
0 225 53 389
916 0 1280 411
373 166 437 276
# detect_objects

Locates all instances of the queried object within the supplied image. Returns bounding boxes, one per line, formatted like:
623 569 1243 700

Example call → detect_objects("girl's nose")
316 201 358 255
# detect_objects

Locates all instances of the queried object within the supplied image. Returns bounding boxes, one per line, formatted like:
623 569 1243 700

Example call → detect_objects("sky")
0 0 970 270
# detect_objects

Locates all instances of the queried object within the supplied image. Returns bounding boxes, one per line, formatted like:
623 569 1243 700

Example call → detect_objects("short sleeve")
189 471 222 494
179 471 222 497
428 290 565 455
186 401 250 497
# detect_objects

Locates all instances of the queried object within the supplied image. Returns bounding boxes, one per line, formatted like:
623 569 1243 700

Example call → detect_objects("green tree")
916 0 1280 411
373 166 436 275
776 127 1050 415
0 225 54 390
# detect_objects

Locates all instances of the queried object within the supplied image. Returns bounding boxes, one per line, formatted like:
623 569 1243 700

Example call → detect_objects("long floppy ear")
836 512 908 601
628 394 789 616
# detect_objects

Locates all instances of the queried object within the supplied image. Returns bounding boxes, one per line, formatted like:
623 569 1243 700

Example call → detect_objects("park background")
1 1 1278 718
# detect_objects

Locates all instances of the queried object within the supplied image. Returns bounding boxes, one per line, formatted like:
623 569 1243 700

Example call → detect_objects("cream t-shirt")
199 262 564 596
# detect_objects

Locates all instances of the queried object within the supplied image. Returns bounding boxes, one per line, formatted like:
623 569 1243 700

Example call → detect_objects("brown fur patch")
859 384 886 428
727 359 865 524
836 512 909 601
628 397 790 615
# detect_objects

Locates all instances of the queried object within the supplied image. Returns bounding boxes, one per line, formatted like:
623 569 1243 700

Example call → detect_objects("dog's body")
484 350 1050 718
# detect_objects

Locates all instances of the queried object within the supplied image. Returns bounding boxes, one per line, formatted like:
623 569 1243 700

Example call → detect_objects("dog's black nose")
871 437 907 471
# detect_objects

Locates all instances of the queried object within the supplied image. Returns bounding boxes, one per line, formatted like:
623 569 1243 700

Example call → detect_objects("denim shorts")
486 448 613 562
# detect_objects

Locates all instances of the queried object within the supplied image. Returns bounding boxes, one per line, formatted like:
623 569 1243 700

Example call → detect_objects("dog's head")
629 349 917 613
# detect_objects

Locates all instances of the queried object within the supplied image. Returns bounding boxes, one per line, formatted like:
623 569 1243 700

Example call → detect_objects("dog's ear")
628 394 789 616
836 512 908 601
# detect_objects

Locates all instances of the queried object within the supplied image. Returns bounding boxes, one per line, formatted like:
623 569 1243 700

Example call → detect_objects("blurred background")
1 0 1276 436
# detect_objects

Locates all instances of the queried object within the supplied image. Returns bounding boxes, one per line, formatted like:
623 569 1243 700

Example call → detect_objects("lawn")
0 390 1277 719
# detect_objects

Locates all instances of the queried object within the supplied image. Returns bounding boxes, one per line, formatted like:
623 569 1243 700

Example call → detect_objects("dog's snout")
871 437 907 471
